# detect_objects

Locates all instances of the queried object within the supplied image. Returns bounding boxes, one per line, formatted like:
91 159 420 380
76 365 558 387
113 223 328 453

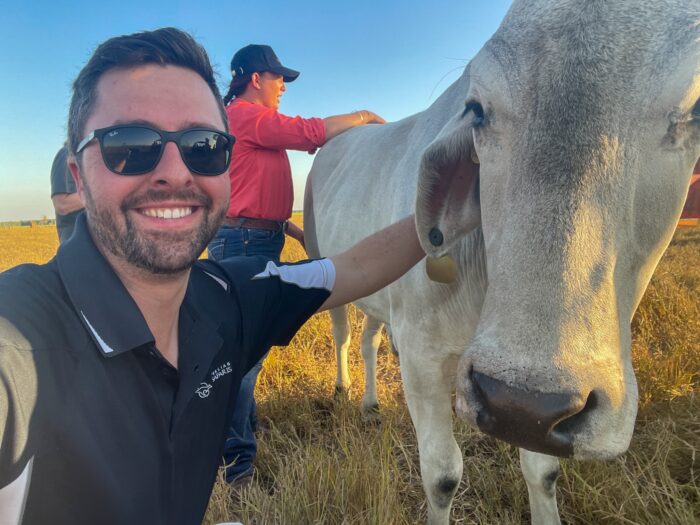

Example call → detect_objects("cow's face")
416 0 700 459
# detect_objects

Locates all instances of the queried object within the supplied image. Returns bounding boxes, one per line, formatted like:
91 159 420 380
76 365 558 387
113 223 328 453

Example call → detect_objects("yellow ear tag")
426 255 458 283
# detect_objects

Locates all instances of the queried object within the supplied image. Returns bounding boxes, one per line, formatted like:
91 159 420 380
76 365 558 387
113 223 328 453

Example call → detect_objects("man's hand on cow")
319 215 424 312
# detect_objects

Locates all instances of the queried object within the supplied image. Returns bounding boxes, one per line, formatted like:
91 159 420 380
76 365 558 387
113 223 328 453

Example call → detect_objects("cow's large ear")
415 119 480 257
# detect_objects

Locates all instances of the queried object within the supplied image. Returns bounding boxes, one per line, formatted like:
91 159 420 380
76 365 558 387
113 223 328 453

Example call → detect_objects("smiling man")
0 28 423 525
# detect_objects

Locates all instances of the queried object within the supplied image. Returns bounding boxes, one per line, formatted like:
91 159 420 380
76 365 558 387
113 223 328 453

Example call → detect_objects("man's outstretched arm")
320 215 424 312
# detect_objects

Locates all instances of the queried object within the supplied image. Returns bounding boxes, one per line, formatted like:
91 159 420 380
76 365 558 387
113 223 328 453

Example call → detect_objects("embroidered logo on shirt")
193 362 233 399
195 383 213 398
211 361 233 383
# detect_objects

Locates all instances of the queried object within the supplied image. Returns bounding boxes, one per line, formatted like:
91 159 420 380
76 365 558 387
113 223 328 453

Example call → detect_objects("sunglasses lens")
180 130 232 175
101 127 163 175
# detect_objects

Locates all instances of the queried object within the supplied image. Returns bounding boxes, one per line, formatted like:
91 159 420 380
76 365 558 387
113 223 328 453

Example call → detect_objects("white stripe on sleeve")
252 258 335 291
0 457 33 525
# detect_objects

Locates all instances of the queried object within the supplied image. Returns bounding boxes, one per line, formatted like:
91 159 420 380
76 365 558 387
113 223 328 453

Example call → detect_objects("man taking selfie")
0 27 423 525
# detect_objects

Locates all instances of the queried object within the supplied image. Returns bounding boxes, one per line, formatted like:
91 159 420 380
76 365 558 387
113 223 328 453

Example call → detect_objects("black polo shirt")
0 214 332 524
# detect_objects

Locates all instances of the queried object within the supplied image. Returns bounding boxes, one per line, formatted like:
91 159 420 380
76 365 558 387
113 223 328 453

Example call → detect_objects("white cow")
305 0 700 523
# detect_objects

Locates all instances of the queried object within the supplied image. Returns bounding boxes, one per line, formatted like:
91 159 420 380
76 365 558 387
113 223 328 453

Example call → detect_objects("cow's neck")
433 228 489 328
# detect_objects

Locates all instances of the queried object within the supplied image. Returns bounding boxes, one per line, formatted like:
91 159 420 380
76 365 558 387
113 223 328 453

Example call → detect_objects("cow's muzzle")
464 371 598 457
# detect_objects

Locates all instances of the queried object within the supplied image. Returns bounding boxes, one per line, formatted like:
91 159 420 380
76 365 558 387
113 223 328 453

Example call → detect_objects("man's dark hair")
68 27 227 154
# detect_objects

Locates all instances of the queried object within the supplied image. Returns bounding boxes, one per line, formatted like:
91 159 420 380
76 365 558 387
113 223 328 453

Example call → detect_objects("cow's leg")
359 315 382 420
519 449 561 525
329 306 352 397
400 347 461 525
385 324 399 358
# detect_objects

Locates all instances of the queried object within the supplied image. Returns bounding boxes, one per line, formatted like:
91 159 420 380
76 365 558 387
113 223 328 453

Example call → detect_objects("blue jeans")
207 225 285 262
207 225 284 482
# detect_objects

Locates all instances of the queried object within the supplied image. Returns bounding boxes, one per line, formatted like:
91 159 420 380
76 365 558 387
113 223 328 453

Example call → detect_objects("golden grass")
1 218 698 524
0 224 60 271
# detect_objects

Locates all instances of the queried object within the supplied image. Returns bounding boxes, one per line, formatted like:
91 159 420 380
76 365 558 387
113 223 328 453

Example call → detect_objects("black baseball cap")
230 44 300 82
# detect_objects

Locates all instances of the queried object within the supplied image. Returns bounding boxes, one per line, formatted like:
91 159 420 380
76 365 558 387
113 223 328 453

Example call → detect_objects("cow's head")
416 0 700 459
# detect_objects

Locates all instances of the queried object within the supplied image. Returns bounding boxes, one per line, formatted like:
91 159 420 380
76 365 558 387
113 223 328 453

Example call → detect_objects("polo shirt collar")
57 213 154 357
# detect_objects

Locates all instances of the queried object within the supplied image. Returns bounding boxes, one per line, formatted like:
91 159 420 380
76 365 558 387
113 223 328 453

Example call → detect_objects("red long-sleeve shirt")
681 159 700 219
225 98 327 220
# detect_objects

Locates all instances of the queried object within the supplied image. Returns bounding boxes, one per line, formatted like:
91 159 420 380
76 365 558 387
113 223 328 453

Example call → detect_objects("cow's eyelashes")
463 101 485 126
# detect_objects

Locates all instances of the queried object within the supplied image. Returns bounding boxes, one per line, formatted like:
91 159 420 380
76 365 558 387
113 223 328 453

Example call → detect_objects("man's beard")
84 186 226 274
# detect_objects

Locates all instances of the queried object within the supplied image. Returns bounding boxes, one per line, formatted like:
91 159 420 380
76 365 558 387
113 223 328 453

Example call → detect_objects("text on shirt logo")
211 361 232 383
193 362 233 399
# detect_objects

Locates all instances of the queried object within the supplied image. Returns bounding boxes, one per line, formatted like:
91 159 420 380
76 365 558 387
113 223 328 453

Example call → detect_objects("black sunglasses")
76 125 236 176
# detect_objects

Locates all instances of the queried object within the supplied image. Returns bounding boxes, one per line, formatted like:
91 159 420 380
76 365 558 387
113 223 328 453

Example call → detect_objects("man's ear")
67 154 87 205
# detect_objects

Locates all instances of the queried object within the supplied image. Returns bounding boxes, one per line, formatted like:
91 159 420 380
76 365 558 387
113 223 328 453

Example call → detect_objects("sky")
0 0 513 222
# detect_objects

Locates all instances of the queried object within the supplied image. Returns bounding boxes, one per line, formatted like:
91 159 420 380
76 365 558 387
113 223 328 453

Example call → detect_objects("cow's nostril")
552 390 598 437
470 371 590 457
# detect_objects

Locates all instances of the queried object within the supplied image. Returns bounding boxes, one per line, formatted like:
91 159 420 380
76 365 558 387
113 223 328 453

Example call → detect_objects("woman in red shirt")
680 158 700 220
210 44 385 485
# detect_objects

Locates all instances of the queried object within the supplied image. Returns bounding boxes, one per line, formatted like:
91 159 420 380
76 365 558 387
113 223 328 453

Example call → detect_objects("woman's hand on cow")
356 110 386 125
324 110 387 140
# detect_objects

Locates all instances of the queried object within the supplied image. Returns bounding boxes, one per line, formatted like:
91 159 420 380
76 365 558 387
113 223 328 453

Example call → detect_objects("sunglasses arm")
76 131 97 154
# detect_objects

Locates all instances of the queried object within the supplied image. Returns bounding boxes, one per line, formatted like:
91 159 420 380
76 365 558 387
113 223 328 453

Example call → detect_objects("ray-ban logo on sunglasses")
107 130 120 138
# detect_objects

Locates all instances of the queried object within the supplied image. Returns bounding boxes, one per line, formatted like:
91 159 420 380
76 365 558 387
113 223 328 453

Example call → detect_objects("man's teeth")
141 207 194 219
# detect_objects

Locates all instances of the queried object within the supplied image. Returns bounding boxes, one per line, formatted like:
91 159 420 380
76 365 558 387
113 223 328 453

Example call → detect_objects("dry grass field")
1 218 697 524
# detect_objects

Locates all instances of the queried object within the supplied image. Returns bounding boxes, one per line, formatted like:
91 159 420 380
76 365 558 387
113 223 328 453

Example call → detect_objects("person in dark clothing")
50 145 84 243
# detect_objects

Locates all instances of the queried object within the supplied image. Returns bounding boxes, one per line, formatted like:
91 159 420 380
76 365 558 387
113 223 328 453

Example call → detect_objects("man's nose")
151 142 194 187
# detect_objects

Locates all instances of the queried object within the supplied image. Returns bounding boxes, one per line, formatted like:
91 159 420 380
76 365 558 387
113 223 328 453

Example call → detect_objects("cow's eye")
692 98 700 119
463 101 485 127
